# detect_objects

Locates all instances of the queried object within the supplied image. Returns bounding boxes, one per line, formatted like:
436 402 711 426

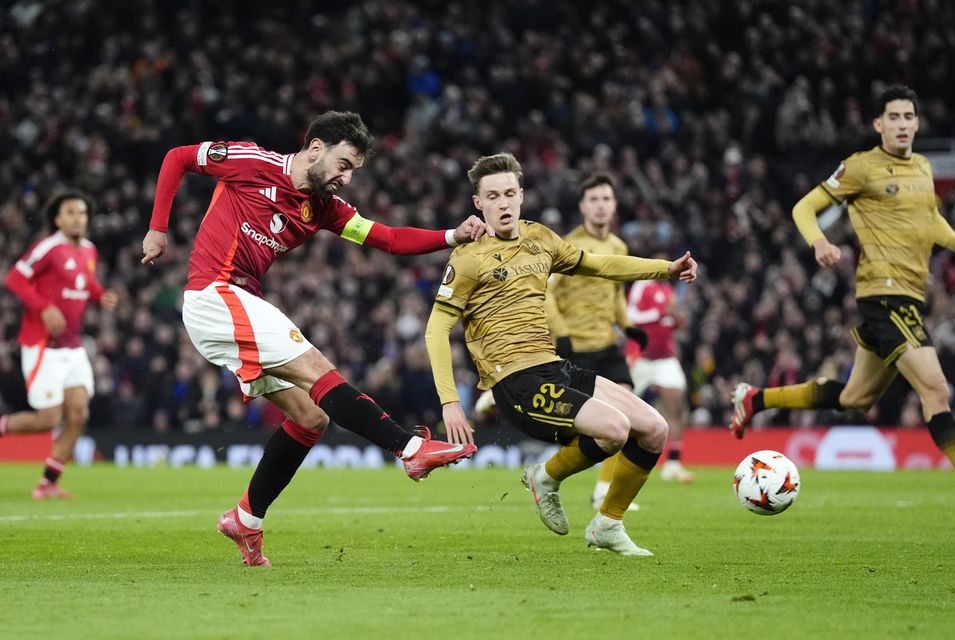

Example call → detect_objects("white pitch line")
0 503 524 523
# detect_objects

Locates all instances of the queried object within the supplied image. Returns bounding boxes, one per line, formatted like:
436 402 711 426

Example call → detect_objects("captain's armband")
340 213 374 245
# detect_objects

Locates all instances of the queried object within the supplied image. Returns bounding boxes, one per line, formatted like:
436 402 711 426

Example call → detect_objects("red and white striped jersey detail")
15 233 68 277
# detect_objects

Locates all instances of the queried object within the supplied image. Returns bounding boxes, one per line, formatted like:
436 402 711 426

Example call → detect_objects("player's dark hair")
303 111 376 157
876 84 919 117
467 153 524 193
578 172 616 201
44 190 94 231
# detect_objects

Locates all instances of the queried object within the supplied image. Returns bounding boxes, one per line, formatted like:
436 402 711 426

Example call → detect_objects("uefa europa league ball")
733 450 800 515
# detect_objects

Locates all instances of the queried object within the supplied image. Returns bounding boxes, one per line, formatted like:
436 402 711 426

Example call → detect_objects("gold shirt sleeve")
424 305 462 405
792 186 837 247
575 253 671 281
932 209 955 252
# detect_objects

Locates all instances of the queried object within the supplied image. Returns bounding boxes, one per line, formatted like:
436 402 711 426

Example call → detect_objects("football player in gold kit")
425 153 697 556
544 174 688 507
730 85 955 468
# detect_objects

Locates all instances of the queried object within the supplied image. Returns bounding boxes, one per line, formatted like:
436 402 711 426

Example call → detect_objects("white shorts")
21 345 94 410
182 283 313 398
629 356 687 396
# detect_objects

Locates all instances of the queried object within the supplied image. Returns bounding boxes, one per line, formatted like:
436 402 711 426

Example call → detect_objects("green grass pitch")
0 464 952 639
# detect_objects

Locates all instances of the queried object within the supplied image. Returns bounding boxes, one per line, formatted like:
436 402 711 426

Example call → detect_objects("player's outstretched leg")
402 426 476 481
729 382 760 439
309 370 476 479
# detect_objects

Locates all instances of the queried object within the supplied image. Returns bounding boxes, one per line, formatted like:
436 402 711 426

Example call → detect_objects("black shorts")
569 346 631 386
491 360 597 445
852 295 932 365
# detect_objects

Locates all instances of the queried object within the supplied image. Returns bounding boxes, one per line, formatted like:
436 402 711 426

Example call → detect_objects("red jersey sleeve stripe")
214 285 263 382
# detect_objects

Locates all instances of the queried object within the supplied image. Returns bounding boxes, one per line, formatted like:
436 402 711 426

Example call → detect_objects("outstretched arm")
345 215 493 255
932 208 955 252
793 186 842 268
424 304 474 445
575 252 697 282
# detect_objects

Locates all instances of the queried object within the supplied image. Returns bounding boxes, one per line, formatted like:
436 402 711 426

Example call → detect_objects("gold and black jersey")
434 221 584 389
545 225 628 352
821 146 938 300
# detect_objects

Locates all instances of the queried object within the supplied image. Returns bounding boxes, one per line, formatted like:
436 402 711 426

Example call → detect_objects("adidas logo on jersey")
64 258 77 270
258 186 277 202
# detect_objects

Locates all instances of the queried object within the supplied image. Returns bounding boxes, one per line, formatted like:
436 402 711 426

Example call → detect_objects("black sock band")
312 379 412 455
246 428 311 518
927 412 955 449
752 391 765 413
578 435 612 463
816 379 846 410
621 439 662 470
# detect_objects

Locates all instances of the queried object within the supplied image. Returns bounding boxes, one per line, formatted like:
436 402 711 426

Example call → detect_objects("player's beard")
306 160 340 196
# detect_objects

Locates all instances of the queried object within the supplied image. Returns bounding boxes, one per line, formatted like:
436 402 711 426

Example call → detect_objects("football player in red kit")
625 279 694 482
143 111 486 566
1 192 118 498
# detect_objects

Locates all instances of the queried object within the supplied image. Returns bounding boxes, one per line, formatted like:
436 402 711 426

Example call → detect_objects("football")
733 450 800 515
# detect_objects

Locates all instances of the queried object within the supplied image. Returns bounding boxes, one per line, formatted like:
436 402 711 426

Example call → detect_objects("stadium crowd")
2 0 955 434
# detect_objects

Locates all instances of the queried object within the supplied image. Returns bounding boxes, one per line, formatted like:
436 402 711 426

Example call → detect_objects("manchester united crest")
301 201 313 223
289 329 304 343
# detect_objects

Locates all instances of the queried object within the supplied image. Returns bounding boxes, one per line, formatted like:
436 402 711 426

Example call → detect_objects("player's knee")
839 393 874 413
36 410 62 431
633 409 668 450
920 377 950 409
300 407 330 433
65 406 89 426
601 414 630 450
647 411 669 443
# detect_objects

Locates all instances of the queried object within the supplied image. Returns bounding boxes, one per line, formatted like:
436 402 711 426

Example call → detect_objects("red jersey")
150 141 454 297
625 280 677 360
4 231 103 348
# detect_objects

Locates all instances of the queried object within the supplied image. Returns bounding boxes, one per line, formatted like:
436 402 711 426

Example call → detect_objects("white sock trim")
400 436 423 459
237 506 263 530
536 464 560 490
